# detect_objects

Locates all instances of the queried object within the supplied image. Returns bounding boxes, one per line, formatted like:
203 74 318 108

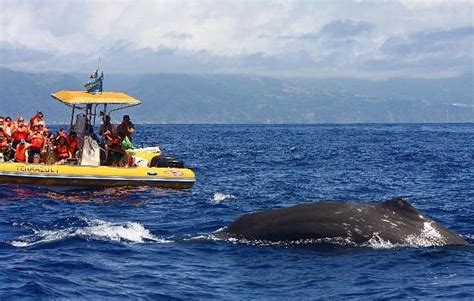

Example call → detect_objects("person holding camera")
11 117 29 148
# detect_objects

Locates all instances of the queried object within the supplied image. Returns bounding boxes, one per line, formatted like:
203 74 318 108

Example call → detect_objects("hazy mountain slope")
0 68 81 123
0 68 472 124
287 74 474 104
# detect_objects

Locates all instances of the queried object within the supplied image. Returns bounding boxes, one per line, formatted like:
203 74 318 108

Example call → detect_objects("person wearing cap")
28 124 45 163
117 115 135 142
11 117 29 148
15 140 31 163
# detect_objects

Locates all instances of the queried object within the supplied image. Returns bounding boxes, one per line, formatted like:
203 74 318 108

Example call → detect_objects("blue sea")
1 124 473 299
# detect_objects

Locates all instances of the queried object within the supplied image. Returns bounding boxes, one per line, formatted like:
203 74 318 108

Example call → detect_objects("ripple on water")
0 124 473 299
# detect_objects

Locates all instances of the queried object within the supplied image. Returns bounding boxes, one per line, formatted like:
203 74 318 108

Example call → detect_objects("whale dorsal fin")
381 198 420 214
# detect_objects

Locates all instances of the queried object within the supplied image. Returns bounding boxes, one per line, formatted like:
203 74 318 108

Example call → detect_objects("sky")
0 0 473 79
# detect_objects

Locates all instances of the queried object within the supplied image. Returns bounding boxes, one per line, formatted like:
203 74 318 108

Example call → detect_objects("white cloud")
0 0 472 79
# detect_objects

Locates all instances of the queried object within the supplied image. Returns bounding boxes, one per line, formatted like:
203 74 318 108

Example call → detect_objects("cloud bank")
0 0 472 79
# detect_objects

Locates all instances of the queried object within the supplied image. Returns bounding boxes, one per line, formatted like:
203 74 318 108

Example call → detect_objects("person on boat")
98 116 116 164
68 131 79 159
0 117 11 155
0 135 9 156
107 133 128 167
0 117 12 141
11 117 30 148
99 115 115 145
4 117 17 135
117 115 135 142
37 120 49 135
28 125 45 163
54 129 70 162
15 140 31 163
29 111 45 128
31 153 41 164
99 115 114 136
43 131 57 165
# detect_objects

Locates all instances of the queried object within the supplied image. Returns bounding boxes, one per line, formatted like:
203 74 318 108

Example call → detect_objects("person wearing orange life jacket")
54 129 70 161
0 136 8 155
12 117 30 148
15 140 31 163
67 131 79 158
0 116 11 139
28 125 45 163
0 117 11 155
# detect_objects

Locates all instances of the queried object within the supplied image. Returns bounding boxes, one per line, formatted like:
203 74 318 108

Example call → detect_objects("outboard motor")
149 156 184 168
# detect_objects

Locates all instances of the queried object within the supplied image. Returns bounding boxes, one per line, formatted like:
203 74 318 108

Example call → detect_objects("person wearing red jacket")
68 131 79 158
0 117 11 155
15 140 31 163
11 117 29 148
54 129 70 161
28 125 45 163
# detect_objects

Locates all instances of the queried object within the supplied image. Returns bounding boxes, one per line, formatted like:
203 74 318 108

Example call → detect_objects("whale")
226 198 469 247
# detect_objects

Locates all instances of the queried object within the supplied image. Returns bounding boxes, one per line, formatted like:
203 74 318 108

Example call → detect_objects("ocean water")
0 124 473 299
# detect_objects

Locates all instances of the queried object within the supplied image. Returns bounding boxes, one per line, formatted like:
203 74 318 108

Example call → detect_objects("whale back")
226 198 469 246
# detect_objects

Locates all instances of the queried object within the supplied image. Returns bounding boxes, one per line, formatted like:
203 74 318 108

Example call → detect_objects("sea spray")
10 217 171 247
211 192 237 204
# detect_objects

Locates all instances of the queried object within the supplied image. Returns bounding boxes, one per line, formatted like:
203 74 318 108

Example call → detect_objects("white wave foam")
211 192 236 204
10 218 171 248
362 222 447 249
403 221 446 247
184 227 228 242
363 233 396 249
185 234 224 242
223 225 451 249
77 220 170 243
224 236 359 247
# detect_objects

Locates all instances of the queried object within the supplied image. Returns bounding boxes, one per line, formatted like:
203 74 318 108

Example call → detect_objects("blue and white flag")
84 69 104 94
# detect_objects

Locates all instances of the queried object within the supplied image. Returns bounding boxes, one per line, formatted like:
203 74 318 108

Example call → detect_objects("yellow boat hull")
0 162 195 189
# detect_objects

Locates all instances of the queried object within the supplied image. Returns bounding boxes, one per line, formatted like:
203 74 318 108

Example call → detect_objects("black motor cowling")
149 156 184 168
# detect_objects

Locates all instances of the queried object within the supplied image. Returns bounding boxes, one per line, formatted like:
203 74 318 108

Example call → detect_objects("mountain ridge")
0 68 472 124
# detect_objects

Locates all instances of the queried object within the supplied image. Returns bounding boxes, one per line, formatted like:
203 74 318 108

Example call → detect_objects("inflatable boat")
0 161 195 188
0 71 195 189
